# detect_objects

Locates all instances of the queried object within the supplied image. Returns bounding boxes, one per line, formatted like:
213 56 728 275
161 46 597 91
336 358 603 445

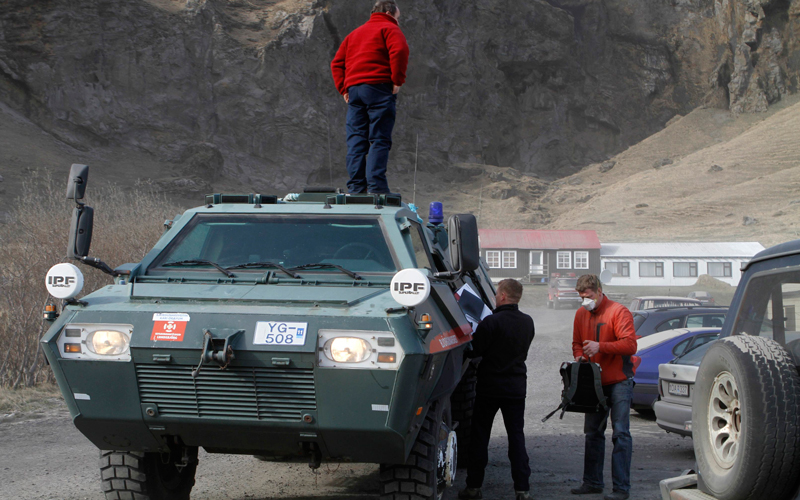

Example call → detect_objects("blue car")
631 327 721 411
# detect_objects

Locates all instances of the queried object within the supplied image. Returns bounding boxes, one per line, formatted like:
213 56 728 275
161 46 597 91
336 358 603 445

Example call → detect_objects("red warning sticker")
151 313 190 342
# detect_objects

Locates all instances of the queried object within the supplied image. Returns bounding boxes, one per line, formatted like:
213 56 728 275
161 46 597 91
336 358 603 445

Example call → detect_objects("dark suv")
633 306 728 338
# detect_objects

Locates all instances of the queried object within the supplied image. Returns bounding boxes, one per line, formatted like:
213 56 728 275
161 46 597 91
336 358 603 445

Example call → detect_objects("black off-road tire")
100 448 198 500
380 401 445 500
693 336 800 500
451 362 477 466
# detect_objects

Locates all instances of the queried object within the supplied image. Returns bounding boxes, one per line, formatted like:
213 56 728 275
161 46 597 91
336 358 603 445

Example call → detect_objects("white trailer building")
600 242 765 287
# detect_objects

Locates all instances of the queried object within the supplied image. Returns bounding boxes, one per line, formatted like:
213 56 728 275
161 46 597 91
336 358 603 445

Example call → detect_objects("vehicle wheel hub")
438 429 457 488
707 371 741 469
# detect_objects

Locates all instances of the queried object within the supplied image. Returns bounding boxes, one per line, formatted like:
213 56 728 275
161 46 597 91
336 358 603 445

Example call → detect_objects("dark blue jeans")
466 395 531 491
345 83 396 194
583 379 633 493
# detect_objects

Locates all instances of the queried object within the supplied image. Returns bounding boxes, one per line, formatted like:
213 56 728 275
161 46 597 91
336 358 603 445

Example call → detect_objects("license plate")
668 382 689 397
254 322 308 345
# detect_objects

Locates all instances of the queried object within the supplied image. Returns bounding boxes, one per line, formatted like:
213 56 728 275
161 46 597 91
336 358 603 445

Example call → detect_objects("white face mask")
582 297 597 311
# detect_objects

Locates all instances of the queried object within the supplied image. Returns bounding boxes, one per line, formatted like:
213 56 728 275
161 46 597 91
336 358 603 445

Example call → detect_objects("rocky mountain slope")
1 0 799 193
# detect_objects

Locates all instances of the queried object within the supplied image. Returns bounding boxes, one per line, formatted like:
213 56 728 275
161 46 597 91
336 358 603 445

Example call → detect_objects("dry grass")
0 171 181 388
0 383 63 415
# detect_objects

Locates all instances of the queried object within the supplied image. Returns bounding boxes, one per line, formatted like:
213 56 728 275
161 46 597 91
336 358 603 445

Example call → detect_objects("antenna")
326 114 333 185
413 133 419 205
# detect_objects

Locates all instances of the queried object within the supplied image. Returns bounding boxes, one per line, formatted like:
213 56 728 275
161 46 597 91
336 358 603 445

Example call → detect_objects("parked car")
632 306 727 338
632 327 720 411
629 296 702 310
687 290 715 306
653 340 717 437
547 275 580 309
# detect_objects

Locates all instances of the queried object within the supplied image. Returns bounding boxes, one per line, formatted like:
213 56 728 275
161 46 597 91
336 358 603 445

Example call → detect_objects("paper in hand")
455 284 493 331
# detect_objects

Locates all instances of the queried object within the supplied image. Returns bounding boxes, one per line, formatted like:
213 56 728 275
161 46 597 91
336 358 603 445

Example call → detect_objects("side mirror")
67 205 94 258
66 164 89 201
448 214 480 274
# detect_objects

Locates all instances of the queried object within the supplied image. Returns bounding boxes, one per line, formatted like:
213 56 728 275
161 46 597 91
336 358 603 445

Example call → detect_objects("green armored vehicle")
42 165 496 500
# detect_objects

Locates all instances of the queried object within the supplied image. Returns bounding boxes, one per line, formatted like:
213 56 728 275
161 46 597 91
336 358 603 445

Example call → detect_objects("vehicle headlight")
317 330 404 370
57 324 133 362
87 330 130 356
324 337 371 363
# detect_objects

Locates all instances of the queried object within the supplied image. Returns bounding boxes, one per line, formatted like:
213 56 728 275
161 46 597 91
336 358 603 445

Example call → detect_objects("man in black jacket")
459 279 536 500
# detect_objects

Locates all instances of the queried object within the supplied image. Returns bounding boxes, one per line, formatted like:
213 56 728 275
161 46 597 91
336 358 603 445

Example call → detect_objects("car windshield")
557 278 578 288
149 214 398 274
633 312 648 331
672 340 716 366
641 299 700 309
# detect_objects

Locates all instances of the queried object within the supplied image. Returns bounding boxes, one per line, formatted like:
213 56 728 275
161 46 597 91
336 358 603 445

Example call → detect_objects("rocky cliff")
0 0 798 193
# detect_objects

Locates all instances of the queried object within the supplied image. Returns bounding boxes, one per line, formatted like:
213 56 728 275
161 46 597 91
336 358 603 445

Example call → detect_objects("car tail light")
632 355 642 370
636 335 642 340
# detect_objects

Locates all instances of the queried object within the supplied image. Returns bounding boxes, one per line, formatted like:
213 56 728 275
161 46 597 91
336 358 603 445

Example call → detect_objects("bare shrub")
0 171 183 388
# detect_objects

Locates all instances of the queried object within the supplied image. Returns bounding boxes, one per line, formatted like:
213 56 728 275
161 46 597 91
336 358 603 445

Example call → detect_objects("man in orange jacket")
570 274 637 500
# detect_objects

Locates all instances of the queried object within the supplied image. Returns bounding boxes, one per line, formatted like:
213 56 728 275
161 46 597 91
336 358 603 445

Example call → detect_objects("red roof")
479 229 601 250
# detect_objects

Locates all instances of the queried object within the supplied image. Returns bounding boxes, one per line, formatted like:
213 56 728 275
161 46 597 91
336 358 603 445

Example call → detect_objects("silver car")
653 341 717 437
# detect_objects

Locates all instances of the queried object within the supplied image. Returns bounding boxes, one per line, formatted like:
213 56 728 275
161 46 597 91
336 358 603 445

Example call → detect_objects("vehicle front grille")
135 364 316 421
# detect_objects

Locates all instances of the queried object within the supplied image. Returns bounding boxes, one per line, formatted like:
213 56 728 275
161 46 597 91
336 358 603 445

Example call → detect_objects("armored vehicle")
42 165 495 500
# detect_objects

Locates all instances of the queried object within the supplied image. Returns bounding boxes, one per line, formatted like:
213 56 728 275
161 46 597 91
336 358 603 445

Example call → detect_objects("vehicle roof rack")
323 193 402 208
303 186 338 193
204 194 278 206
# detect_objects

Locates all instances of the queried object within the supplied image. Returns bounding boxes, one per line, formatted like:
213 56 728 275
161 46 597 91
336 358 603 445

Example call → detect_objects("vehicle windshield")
641 299 700 309
633 312 648 331
557 278 578 288
672 339 716 366
149 214 398 274
732 268 800 345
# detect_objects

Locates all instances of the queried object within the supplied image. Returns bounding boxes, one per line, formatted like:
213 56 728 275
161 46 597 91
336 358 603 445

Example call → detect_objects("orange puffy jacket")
572 295 638 386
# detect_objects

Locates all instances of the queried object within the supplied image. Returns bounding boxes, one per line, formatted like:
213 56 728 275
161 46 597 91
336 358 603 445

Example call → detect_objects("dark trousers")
583 379 633 493
466 395 531 491
345 83 396 194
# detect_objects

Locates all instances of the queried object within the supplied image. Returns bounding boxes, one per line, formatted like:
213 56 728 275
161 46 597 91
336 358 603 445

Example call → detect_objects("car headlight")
324 337 371 363
317 330 404 370
87 330 130 356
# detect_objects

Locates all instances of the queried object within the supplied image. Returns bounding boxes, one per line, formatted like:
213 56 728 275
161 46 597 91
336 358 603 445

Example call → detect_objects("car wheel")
100 448 198 500
693 336 800 500
381 400 450 500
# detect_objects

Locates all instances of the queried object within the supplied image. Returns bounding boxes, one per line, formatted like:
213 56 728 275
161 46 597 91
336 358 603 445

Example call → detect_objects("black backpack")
542 361 608 422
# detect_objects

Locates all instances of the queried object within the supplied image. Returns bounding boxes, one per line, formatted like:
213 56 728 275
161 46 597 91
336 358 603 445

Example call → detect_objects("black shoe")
516 491 533 500
458 487 482 499
571 484 603 495
603 491 629 500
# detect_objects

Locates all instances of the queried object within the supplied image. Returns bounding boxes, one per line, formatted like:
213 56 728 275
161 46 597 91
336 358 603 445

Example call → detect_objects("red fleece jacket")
572 295 638 386
330 13 409 95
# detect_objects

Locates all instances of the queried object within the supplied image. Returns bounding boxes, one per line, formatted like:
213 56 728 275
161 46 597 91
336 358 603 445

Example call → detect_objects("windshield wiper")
226 261 302 279
163 259 236 278
290 263 362 280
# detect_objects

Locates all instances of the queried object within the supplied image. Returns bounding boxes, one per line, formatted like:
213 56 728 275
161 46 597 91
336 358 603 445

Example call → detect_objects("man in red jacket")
330 1 409 195
570 274 637 500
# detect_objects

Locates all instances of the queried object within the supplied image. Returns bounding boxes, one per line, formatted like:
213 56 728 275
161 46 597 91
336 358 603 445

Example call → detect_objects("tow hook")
437 424 457 487
192 329 244 378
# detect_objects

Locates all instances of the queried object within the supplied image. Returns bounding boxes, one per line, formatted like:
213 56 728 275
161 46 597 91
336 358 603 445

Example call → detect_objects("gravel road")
0 296 695 499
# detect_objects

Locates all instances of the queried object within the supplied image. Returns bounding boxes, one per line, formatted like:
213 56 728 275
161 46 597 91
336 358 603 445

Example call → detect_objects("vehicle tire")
380 400 446 500
100 448 198 500
451 362 477 466
693 336 800 500
547 299 553 309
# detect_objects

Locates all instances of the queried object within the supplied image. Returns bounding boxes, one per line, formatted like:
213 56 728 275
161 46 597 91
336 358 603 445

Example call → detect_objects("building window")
673 262 698 278
605 262 630 277
557 251 571 269
708 262 732 277
502 251 517 269
486 251 501 268
640 262 664 277
574 251 589 269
